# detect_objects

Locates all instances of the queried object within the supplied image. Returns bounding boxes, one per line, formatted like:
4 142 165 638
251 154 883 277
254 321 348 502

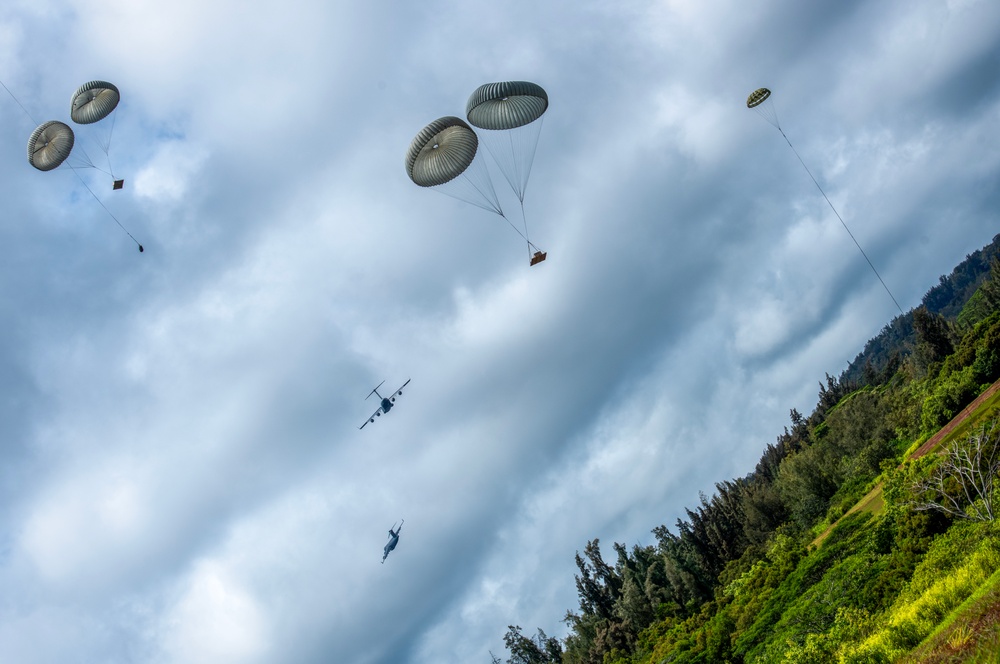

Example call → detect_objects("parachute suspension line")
67 164 144 252
451 175 538 253
490 120 544 257
777 127 904 317
67 144 115 179
0 78 38 125
516 199 542 257
753 103 780 131
521 199 531 260
519 116 543 202
103 107 118 178
503 129 524 202
459 168 504 217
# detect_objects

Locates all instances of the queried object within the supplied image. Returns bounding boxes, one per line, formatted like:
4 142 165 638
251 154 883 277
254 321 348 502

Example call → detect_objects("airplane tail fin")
366 380 386 400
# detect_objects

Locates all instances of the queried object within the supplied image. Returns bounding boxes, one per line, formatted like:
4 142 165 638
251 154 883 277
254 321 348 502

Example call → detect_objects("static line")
68 165 144 252
778 128 904 317
0 78 37 124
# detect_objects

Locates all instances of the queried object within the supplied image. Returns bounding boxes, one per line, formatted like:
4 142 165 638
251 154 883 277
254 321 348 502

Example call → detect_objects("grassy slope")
901 567 1000 663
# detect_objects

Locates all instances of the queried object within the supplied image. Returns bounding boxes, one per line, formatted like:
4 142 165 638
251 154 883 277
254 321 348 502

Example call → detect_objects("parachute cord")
778 127 904 317
519 199 532 259
71 146 113 175
105 108 118 178
68 165 144 252
0 78 38 125
494 208 540 253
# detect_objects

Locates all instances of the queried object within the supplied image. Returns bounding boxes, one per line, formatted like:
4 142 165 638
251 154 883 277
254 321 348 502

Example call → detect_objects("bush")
921 365 984 432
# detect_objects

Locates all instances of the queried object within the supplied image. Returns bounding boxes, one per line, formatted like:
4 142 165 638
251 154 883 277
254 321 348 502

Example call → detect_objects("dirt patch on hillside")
910 379 1000 460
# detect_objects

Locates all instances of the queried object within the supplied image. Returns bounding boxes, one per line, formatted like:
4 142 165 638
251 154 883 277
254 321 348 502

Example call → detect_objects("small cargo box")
530 251 547 266
113 179 124 190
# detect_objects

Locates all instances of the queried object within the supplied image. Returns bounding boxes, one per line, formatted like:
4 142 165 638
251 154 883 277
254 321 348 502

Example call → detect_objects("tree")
911 421 1000 522
980 255 1000 311
913 307 955 374
503 626 562 664
573 540 622 621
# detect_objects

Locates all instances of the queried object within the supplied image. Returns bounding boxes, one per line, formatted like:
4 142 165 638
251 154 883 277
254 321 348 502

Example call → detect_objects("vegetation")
501 234 1000 663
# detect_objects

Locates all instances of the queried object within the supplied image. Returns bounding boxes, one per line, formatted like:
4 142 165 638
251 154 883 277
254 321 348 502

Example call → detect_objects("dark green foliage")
922 234 1000 319
980 255 1000 312
503 626 562 664
740 481 788 544
913 307 957 376
776 443 843 527
842 315 914 386
574 540 622 622
841 233 1000 386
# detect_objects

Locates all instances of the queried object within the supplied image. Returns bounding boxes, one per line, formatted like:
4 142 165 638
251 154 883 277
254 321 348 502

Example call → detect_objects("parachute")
406 116 503 215
69 80 124 190
746 87 779 129
747 87 901 316
466 81 548 265
70 80 120 124
466 81 548 202
27 121 75 172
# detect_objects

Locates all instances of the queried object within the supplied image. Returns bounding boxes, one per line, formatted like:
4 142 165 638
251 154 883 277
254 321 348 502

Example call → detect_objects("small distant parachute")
747 87 779 129
69 80 124 190
27 120 75 172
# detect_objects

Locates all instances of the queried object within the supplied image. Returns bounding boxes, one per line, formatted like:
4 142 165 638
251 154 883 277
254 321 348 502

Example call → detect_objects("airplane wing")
390 379 411 396
359 406 383 430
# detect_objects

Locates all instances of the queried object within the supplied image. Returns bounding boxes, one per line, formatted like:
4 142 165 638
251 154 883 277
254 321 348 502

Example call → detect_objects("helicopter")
359 379 410 430
382 520 403 563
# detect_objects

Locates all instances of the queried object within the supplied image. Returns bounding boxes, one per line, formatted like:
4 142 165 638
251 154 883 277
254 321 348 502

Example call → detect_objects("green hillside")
500 234 1000 664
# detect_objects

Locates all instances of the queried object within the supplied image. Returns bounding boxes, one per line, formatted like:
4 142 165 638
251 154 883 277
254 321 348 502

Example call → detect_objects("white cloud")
157 561 270 664
133 142 208 204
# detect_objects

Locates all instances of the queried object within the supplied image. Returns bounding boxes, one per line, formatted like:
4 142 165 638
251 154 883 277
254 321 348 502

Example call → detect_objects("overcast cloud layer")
2 0 999 662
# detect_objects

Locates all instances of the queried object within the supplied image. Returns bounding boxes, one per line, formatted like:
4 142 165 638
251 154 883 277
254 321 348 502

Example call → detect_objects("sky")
1 0 999 662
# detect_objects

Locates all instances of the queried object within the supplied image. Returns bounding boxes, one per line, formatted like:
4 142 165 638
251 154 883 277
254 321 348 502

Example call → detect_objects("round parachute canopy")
27 121 75 171
466 81 548 130
747 87 779 129
405 116 479 187
70 80 120 124
746 87 771 109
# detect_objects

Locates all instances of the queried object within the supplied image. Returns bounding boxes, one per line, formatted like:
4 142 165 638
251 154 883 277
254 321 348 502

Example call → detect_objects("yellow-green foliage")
839 526 1000 662
947 623 974 650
